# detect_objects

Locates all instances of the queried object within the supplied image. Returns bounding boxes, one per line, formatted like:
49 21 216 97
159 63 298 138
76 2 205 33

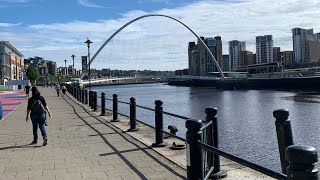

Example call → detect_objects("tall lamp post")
281 55 284 78
64 59 67 76
85 38 93 91
71 54 75 75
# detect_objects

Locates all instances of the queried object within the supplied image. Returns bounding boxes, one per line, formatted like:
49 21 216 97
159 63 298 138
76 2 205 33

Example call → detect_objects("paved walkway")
0 87 186 180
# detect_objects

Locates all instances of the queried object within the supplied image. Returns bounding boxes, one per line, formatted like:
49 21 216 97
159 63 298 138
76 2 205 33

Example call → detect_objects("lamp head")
84 38 93 48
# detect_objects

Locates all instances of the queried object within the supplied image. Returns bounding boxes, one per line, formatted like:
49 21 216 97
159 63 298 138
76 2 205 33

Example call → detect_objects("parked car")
314 72 320 76
296 73 303 77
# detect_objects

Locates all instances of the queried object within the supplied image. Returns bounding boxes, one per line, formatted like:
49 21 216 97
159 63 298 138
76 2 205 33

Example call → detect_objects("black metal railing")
68 85 319 180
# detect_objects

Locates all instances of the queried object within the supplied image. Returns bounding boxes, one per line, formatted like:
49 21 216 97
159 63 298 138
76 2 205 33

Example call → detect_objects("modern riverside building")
273 47 281 63
292 28 316 63
240 50 254 66
256 35 274 64
0 41 24 83
222 55 229 71
315 33 320 42
282 51 293 66
228 40 246 71
24 57 57 76
188 36 223 76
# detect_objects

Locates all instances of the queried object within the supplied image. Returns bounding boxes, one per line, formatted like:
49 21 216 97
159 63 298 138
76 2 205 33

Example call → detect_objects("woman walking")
26 86 52 146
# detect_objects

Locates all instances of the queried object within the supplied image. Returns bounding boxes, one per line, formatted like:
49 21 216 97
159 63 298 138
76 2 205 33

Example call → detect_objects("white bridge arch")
90 14 225 79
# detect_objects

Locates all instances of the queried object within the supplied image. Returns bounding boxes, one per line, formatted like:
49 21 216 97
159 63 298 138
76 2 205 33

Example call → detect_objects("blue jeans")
30 113 47 141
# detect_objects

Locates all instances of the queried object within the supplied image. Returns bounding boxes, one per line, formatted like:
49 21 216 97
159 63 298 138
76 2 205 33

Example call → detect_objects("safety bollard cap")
155 100 163 106
286 145 318 164
273 109 289 122
205 107 218 116
185 119 202 130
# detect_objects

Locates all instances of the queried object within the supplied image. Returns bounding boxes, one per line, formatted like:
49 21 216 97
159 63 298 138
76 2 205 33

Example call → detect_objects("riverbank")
168 76 320 90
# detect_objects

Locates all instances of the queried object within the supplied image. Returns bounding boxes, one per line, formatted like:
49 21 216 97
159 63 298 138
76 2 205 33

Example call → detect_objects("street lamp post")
281 55 284 78
71 54 75 75
85 38 93 91
64 59 67 76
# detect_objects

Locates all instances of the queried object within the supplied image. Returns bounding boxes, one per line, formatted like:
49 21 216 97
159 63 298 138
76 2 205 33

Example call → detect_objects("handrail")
199 142 287 180
162 111 189 120
117 100 130 105
200 121 212 131
136 104 155 111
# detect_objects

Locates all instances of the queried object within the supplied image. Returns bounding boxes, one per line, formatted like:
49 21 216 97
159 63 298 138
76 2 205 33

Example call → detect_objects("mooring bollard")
93 91 97 111
100 93 106 116
205 108 227 178
85 90 88 104
286 145 318 180
111 94 119 122
273 109 294 174
128 97 138 132
186 119 203 180
152 100 166 147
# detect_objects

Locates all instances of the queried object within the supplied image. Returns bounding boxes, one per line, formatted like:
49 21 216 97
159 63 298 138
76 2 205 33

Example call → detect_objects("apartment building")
0 41 24 82
256 35 274 64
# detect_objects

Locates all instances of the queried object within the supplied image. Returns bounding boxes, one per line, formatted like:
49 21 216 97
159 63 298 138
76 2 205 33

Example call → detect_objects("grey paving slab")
0 87 186 180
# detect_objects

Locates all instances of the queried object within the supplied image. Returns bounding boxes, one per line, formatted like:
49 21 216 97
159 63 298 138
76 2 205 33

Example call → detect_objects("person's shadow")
0 143 42 151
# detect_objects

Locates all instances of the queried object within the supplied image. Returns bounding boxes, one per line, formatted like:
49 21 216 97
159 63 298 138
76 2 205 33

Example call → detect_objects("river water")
91 83 320 172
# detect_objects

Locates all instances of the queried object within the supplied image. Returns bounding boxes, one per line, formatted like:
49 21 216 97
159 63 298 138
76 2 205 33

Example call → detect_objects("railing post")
111 94 119 122
76 88 79 100
88 91 91 106
186 119 203 180
90 91 94 109
78 88 80 101
85 90 88 104
273 109 294 174
89 91 92 108
205 108 227 178
73 86 76 97
93 91 97 111
152 100 166 147
100 92 106 116
81 89 84 103
128 97 138 132
286 145 318 180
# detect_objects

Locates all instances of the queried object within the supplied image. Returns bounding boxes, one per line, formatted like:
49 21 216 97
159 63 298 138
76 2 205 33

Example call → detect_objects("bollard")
286 145 318 180
93 91 97 111
128 97 138 132
76 88 79 100
273 109 294 174
88 91 92 107
152 100 166 147
90 91 94 109
205 108 227 178
82 89 85 103
77 88 80 101
100 93 106 116
73 86 76 97
186 119 203 180
111 94 119 122
85 90 88 104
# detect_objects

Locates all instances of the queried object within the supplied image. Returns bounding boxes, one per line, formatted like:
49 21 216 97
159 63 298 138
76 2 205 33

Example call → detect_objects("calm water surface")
91 83 320 172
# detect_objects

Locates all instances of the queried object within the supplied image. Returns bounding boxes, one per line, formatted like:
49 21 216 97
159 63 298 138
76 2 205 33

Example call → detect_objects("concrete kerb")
65 91 275 180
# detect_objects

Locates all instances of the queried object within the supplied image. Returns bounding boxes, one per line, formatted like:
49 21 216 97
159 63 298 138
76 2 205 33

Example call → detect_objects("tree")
26 66 40 83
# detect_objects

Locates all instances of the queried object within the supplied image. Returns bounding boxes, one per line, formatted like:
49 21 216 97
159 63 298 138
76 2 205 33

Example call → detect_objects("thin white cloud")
2 0 320 70
77 0 104 8
0 22 22 27
0 0 29 2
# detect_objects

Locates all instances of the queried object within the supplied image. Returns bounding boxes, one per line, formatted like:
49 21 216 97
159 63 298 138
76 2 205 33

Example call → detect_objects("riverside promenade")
0 87 186 180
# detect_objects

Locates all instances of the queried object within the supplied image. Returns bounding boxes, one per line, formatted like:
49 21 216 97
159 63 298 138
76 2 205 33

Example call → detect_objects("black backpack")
31 99 45 115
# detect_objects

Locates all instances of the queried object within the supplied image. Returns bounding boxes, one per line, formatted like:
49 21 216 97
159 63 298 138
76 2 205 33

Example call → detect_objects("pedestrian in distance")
61 84 67 97
55 83 61 97
24 83 31 98
26 86 52 146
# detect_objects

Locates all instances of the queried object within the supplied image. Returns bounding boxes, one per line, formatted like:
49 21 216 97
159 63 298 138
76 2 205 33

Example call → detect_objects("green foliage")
26 66 40 82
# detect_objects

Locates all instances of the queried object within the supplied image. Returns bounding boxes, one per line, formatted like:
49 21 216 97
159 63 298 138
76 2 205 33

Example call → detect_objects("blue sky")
1 0 320 70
